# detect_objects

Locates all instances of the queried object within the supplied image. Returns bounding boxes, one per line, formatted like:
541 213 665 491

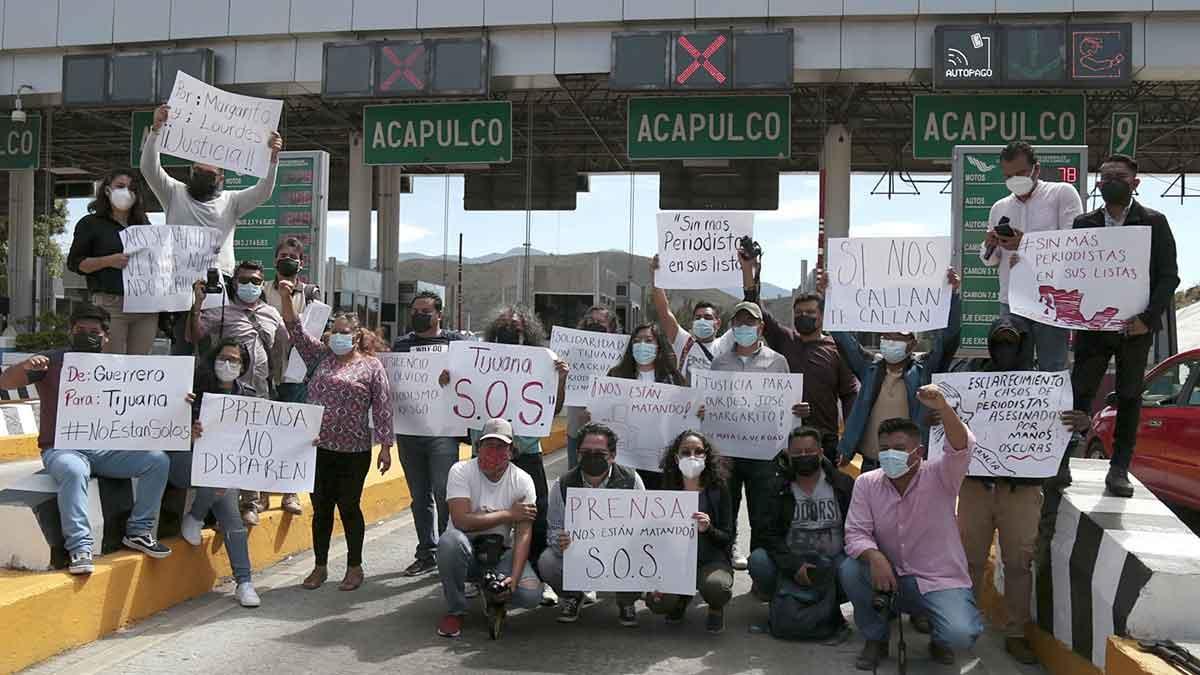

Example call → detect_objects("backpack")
768 573 842 641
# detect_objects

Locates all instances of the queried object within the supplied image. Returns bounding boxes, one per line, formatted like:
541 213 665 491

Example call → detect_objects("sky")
61 171 1200 294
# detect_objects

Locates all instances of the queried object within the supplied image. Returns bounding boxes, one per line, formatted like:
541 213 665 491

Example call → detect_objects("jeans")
999 303 1068 372
536 548 640 606
839 556 982 649
1072 331 1153 471
728 457 772 546
437 528 542 615
311 449 372 567
167 452 252 583
749 548 846 597
41 448 170 554
512 452 550 569
397 435 460 563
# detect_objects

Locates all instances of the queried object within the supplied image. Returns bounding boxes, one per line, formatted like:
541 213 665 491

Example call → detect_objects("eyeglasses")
236 277 264 286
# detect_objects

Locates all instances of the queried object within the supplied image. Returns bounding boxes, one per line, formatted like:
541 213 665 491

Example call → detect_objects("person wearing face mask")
649 256 736 382
646 431 734 633
841 387 983 670
564 306 623 471
277 281 394 591
538 423 645 626
979 141 1083 373
67 171 157 355
0 304 173 574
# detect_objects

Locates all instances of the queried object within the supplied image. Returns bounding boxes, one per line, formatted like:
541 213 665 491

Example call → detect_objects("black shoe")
856 640 888 671
122 533 171 559
558 596 582 623
402 558 437 577
705 609 725 634
911 614 932 634
1106 466 1134 498
618 603 639 628
930 640 956 665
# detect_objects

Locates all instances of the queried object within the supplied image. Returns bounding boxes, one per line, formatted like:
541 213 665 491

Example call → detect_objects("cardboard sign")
54 354 194 451
563 488 699 594
120 225 222 313
282 301 332 383
550 326 631 407
928 371 1074 479
448 342 558 436
191 394 323 492
824 236 953 332
1008 226 1151 331
160 72 283 178
655 212 752 290
585 376 700 473
379 351 465 437
693 370 804 460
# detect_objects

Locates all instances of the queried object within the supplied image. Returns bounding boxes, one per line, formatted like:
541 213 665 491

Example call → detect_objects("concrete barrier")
0 402 40 463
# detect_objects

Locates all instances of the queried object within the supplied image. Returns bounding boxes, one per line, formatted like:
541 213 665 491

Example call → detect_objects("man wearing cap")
436 418 543 639
705 300 796 570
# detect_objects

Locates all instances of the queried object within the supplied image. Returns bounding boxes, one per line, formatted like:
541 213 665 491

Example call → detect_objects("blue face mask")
879 339 909 364
330 333 355 356
878 448 914 479
692 318 715 340
236 283 262 304
631 342 657 366
732 325 759 348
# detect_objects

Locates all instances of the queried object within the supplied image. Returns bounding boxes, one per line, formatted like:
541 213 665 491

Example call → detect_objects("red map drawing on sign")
1037 285 1123 330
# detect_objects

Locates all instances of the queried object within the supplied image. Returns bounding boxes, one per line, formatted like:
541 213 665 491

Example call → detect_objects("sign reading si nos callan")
363 101 512 165
627 95 790 160
913 94 1085 161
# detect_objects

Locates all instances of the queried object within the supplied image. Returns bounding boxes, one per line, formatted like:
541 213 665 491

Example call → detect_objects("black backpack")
768 567 842 640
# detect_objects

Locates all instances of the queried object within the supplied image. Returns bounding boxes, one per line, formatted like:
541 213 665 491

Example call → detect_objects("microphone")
985 216 1009 261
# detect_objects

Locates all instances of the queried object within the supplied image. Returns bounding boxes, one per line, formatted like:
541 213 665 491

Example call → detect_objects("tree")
0 198 68 293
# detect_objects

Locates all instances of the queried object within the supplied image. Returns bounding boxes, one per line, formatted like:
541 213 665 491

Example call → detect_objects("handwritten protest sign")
655 212 752 290
585 376 700 473
283 301 332 383
191 394 323 492
1008 227 1150 332
693 370 804 460
54 354 194 451
928 371 1073 479
120 225 222 313
160 71 282 178
378 351 464 437
563 488 698 594
448 342 558 436
550 326 631 406
823 236 953 332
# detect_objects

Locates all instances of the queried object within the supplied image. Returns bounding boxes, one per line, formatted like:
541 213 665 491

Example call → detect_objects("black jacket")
67 213 144 295
1073 200 1179 331
754 454 854 577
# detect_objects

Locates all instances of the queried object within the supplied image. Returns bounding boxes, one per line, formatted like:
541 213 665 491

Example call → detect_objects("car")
1086 348 1200 511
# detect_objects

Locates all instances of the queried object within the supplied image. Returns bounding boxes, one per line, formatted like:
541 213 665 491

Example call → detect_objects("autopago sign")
627 95 790 160
913 94 1085 161
363 101 512 165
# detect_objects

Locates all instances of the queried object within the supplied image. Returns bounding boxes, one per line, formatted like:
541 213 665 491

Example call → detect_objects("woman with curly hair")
647 430 734 634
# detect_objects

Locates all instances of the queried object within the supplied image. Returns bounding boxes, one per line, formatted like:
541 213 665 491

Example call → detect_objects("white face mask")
1005 175 1034 197
879 339 909 364
678 456 705 480
109 187 136 211
214 360 240 383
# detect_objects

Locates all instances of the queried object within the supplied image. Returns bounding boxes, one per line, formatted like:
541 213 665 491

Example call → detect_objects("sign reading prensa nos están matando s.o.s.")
362 101 512 165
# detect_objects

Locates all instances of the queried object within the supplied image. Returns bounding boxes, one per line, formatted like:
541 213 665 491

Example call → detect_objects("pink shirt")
843 430 976 594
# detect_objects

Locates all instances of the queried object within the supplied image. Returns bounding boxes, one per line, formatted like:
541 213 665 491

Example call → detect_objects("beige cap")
478 417 514 444
731 301 763 321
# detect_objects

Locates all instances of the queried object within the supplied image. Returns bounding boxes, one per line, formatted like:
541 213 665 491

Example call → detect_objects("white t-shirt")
980 180 1083 304
788 475 844 559
637 369 657 383
445 458 537 546
672 329 733 382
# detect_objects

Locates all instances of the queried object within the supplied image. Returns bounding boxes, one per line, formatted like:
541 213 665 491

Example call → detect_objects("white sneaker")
235 582 261 608
541 584 559 607
582 591 599 607
464 581 480 599
181 513 203 547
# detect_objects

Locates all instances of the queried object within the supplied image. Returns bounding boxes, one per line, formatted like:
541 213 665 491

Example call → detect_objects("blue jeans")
839 556 982 649
437 528 542 616
999 303 1068 372
397 435 460 563
168 453 252 583
41 448 170 555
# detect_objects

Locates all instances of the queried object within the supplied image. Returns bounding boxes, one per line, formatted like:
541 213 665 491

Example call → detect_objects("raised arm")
230 148 279 219
650 255 683 343
140 105 183 203
928 273 963 374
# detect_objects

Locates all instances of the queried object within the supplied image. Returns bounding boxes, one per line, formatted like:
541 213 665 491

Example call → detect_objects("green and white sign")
914 94 1086 161
627 95 790 161
363 101 512 166
1109 111 1139 158
130 111 189 168
0 113 40 170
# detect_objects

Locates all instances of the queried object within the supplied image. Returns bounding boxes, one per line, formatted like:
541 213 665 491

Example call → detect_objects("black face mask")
187 172 221 202
411 313 434 333
70 332 104 353
794 315 818 335
790 455 821 477
493 325 523 345
579 453 610 477
1100 179 1133 207
275 258 300 278
991 342 1023 371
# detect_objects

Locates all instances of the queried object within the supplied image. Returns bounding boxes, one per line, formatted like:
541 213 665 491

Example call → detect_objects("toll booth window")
323 43 375 98
431 40 487 95
110 53 156 104
62 55 109 106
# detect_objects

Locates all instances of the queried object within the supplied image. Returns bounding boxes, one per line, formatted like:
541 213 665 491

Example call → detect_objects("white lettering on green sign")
634 111 783 145
922 111 1077 145
0 130 35 157
371 118 505 151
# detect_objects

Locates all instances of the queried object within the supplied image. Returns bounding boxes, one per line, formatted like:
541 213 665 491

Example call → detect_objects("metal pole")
457 232 464 330
627 170 635 295
442 174 449 288
523 98 533 307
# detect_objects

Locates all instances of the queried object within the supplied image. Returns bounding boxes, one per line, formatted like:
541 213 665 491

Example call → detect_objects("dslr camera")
472 534 510 597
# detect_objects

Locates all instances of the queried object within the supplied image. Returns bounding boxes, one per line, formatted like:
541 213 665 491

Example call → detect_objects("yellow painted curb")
1106 637 1178 675
1027 623 1103 675
0 434 39 463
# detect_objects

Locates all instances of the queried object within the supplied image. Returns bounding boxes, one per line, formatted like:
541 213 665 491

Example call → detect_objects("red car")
1086 348 1200 511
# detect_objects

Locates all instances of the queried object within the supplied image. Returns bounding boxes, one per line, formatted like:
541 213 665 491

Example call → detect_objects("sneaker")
541 584 559 607
581 590 599 607
281 494 303 515
68 549 94 575
705 609 725 634
618 603 639 628
241 508 259 527
732 544 748 571
558 596 582 623
437 614 463 638
464 581 480 599
181 513 203 547
235 582 261 608
123 533 171 559
1005 636 1039 665
911 613 932 634
855 640 889 671
930 640 956 665
402 558 437 577
1106 466 1134 498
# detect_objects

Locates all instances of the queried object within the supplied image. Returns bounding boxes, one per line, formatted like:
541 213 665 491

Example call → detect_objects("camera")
472 534 510 597
872 590 896 615
738 235 762 259
204 268 223 294
481 567 509 596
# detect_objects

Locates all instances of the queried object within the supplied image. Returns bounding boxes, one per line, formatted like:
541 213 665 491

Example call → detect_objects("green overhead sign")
0 114 41 170
363 101 512 166
130 111 189 168
913 94 1086 161
626 95 791 160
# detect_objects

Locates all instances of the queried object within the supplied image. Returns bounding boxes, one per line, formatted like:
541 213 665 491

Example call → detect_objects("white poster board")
379 351 465 437
585 376 700 473
550 326 631 407
563 488 698 594
823 236 953 332
191 393 323 492
447 342 558 436
54 354 194 451
693 370 804 460
120 225 222 313
159 71 283 178
655 212 753 290
282 301 332 383
1008 227 1151 332
928 371 1074 479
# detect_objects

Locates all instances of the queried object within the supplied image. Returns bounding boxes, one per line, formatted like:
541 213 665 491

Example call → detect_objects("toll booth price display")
228 156 318 282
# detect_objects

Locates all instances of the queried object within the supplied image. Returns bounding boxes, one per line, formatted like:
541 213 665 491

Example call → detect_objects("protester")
0 304 172 573
647 430 734 633
66 170 157 355
748 427 853 640
437 418 542 638
650 256 734 382
392 289 463 577
170 339 259 607
539 423 645 626
277 279 394 592
739 250 859 463
565 305 623 470
981 141 1084 372
840 386 983 670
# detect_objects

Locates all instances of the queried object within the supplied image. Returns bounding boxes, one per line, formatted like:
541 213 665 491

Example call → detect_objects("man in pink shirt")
840 385 983 670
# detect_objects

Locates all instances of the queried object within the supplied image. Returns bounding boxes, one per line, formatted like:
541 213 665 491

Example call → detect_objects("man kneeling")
538 423 645 626
437 418 542 638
